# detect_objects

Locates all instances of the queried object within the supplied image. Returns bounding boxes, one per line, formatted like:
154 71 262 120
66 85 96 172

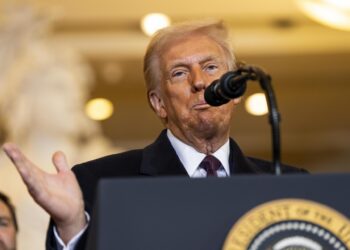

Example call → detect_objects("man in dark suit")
2 20 305 250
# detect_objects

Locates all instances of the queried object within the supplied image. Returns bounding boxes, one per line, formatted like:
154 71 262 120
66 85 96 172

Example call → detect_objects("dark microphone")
204 65 282 175
204 70 251 106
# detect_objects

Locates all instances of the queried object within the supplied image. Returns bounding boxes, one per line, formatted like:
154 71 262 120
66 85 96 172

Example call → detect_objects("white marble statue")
0 6 121 250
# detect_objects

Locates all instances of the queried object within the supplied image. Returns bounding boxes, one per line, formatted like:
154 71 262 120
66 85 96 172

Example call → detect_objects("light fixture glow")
85 98 114 121
141 13 171 36
245 93 268 116
324 0 350 9
296 0 350 31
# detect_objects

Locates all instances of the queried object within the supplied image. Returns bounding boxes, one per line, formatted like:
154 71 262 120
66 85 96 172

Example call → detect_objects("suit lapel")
229 138 268 174
140 130 188 176
140 130 267 176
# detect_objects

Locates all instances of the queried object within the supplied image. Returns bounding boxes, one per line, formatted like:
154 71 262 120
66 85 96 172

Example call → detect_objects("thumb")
52 151 70 173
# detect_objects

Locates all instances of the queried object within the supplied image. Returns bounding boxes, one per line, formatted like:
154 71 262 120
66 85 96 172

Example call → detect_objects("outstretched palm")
2 143 86 243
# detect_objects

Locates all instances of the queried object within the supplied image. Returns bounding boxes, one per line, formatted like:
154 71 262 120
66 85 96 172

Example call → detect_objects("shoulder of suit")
248 157 309 174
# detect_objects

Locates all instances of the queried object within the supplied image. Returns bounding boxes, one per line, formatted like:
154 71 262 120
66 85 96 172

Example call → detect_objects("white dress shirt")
167 129 231 177
55 129 231 249
54 213 90 250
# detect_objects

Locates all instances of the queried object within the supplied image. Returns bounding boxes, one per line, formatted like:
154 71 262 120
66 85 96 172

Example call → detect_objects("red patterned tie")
199 155 222 177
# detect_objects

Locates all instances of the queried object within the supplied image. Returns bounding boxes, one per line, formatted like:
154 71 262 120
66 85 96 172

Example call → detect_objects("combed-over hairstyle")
143 20 236 94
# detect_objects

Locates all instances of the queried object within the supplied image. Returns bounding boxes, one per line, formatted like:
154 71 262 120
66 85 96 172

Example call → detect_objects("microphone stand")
237 65 282 175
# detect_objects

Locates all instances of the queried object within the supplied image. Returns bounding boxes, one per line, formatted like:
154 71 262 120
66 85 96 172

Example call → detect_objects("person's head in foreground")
0 192 17 250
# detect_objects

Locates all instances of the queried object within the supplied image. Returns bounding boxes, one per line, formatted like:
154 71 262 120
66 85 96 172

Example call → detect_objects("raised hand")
2 143 86 244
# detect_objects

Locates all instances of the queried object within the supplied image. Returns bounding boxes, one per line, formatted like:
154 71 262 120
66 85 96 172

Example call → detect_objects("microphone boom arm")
229 65 282 175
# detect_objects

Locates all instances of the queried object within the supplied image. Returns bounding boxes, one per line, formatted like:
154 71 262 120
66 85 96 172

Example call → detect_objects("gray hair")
143 19 236 94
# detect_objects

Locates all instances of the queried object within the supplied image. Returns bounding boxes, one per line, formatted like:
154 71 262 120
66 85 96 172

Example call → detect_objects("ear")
149 90 167 119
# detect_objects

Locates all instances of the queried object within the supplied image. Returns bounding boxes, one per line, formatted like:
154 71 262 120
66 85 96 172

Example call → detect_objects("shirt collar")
166 129 231 177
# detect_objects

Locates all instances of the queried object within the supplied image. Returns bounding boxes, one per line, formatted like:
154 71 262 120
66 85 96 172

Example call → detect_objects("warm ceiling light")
141 13 171 36
85 98 114 121
245 93 268 116
296 0 350 31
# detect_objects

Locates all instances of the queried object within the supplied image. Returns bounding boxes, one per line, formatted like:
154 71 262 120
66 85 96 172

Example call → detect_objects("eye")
0 219 10 227
207 64 218 71
169 68 188 82
204 63 219 74
172 71 185 77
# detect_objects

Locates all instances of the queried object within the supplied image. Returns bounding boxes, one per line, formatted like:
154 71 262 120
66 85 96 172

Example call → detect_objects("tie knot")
199 155 221 176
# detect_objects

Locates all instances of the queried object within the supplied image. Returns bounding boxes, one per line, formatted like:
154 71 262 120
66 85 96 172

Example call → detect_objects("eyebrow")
167 55 223 72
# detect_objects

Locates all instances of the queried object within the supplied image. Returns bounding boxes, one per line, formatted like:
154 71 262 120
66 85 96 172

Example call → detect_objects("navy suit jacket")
46 130 306 250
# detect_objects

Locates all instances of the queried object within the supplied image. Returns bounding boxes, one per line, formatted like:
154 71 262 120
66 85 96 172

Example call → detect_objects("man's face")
149 34 239 141
0 201 16 250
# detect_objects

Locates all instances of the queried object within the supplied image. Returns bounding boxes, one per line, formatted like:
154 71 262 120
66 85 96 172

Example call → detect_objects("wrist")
56 209 87 244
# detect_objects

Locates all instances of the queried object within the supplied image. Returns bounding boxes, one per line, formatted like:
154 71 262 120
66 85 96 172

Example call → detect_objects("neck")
169 127 229 154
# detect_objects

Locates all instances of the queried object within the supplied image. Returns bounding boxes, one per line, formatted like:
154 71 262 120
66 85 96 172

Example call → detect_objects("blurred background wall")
0 0 349 249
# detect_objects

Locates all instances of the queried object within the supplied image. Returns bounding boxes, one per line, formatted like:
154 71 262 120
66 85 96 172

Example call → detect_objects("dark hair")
0 191 18 232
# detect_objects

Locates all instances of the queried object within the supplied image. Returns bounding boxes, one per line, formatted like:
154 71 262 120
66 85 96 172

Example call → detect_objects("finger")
2 142 35 177
52 151 70 173
3 143 42 199
3 142 21 162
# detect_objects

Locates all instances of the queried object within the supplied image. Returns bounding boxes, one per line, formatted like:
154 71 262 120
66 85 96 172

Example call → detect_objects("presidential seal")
222 199 350 250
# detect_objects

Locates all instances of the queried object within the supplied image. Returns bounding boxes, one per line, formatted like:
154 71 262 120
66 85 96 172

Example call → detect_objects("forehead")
161 34 225 68
0 201 11 218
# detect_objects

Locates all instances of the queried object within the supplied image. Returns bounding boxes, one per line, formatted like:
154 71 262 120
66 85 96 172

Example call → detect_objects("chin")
197 116 230 135
191 121 219 138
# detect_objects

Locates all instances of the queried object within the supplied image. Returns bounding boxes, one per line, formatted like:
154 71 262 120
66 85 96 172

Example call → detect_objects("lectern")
86 174 350 250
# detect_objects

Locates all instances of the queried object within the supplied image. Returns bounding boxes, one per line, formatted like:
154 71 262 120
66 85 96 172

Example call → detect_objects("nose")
190 67 207 92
